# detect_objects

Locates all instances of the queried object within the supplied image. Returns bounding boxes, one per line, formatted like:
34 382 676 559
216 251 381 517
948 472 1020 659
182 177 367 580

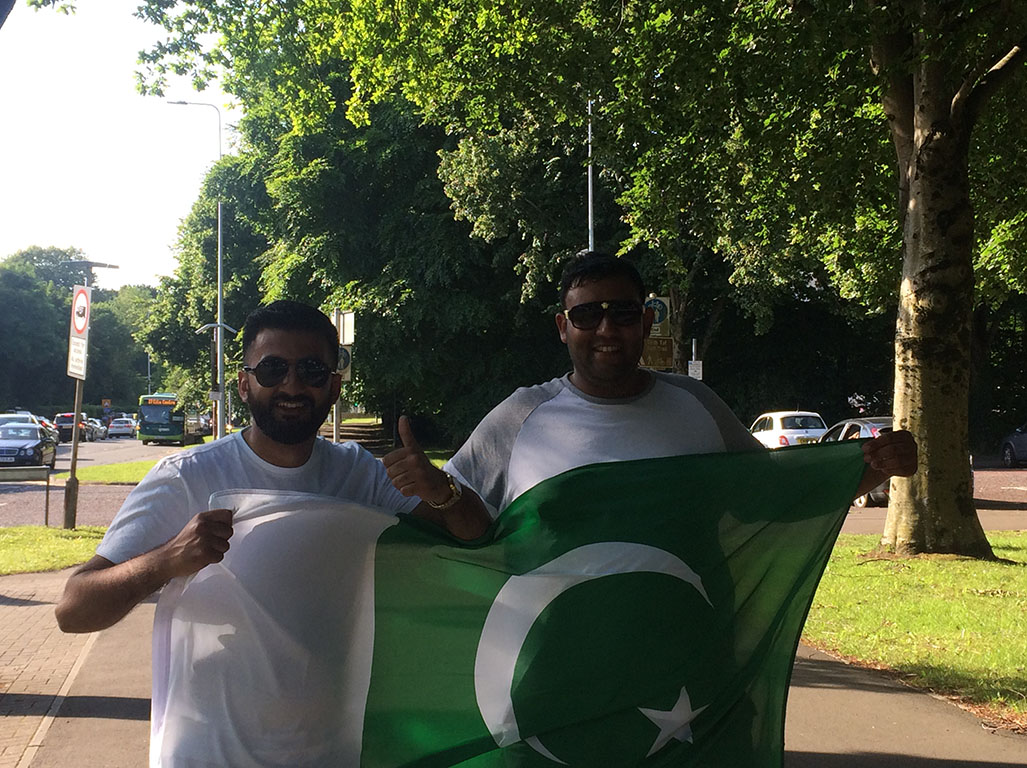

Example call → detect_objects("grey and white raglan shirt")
444 371 763 518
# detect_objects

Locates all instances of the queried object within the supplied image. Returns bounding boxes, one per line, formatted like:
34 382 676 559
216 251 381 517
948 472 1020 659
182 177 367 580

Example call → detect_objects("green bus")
138 393 203 446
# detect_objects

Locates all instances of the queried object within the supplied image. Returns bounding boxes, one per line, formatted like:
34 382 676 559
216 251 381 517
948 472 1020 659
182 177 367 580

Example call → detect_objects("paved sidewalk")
0 570 91 768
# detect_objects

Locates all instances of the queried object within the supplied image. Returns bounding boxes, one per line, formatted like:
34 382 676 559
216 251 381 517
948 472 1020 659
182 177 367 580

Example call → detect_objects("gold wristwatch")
428 472 463 509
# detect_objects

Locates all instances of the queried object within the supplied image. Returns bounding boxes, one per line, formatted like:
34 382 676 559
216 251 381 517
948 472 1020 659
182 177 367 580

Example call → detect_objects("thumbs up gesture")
382 416 453 507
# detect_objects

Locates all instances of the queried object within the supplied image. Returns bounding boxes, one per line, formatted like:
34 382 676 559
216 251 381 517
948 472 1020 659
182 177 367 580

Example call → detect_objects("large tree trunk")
881 49 993 558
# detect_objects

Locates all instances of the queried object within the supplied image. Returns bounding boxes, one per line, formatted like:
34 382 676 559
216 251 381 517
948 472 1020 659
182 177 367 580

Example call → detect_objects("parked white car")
107 418 138 439
749 411 827 448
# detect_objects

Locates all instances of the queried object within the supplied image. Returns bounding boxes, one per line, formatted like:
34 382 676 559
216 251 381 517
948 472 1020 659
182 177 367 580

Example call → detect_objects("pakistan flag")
155 441 865 768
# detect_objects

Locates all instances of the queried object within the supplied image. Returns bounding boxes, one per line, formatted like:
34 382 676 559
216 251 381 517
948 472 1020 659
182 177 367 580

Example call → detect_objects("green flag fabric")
157 441 865 767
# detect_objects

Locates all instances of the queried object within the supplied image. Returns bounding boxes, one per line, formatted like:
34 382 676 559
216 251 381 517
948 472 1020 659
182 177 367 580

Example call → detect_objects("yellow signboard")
641 337 674 370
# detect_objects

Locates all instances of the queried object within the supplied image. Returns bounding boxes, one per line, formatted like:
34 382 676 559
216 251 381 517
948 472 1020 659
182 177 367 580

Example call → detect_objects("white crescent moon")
474 542 711 756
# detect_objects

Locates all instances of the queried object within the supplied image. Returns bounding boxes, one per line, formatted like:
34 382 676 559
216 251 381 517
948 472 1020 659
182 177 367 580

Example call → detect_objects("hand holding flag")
856 429 918 499
159 508 233 579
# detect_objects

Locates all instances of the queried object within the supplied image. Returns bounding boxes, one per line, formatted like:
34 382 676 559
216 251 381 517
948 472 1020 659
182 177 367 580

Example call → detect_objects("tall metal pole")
587 98 595 251
169 99 226 439
216 196 224 439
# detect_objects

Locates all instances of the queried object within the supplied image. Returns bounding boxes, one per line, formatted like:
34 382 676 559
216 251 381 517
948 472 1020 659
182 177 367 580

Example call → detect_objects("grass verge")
0 526 106 576
803 531 1027 730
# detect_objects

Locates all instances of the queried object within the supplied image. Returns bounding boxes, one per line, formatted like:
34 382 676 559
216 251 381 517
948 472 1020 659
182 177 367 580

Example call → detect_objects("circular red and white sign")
72 287 90 335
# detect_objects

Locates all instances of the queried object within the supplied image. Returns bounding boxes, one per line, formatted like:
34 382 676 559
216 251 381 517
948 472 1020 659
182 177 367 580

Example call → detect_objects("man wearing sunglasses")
56 300 490 762
393 251 915 520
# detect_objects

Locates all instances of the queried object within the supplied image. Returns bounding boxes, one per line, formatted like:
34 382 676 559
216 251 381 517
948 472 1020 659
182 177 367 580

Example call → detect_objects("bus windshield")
139 404 173 424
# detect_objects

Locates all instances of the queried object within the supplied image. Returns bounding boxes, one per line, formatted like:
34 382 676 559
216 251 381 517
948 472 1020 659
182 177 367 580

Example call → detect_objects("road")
52 434 181 471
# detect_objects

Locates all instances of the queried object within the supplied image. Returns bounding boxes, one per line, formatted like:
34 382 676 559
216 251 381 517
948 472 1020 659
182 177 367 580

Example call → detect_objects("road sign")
641 337 674 370
67 285 92 380
645 296 672 338
333 310 355 382
339 345 352 382
335 309 355 345
688 360 704 380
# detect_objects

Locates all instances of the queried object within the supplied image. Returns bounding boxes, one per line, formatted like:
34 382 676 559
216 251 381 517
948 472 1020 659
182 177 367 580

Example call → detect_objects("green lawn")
0 526 105 576
803 532 1027 729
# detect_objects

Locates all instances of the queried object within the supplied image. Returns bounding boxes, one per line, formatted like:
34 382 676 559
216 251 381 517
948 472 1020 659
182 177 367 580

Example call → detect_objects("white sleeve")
96 459 200 564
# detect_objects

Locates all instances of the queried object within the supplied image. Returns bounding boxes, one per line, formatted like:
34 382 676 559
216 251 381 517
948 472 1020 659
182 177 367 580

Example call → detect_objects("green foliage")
139 155 269 417
1 244 93 289
0 262 68 408
54 0 1025 446
0 247 152 413
251 94 570 440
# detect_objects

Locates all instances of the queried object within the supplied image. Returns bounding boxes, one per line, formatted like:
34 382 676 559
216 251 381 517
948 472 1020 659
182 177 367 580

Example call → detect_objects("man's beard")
248 393 333 445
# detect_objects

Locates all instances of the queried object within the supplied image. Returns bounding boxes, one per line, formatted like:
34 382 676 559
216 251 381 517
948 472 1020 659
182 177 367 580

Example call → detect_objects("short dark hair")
558 251 646 307
241 300 339 367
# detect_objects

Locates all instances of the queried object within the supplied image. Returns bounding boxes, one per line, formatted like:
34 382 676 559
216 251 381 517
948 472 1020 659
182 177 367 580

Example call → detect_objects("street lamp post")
168 99 229 439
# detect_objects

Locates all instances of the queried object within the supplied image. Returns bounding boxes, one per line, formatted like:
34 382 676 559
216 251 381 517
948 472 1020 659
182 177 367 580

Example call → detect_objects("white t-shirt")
446 372 761 516
98 430 418 564
97 430 419 767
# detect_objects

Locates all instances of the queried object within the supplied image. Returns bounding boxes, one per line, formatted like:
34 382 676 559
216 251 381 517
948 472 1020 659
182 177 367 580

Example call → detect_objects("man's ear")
555 311 569 344
237 369 250 403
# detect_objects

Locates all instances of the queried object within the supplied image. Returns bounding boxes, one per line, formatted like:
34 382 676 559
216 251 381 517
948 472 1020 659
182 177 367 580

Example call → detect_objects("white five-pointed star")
638 686 709 757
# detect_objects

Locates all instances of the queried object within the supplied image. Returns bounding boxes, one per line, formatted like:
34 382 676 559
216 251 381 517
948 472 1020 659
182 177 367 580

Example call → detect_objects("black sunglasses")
242 356 334 388
563 300 644 331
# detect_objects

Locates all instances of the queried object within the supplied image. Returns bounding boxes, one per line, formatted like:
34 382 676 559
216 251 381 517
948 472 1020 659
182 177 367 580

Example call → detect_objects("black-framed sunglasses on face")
242 357 335 388
563 300 644 331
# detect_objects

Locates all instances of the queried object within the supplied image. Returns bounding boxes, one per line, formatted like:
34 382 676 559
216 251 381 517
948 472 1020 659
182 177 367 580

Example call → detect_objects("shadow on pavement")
789 656 901 696
974 498 1027 511
787 753 1024 767
1 693 149 720
0 594 51 607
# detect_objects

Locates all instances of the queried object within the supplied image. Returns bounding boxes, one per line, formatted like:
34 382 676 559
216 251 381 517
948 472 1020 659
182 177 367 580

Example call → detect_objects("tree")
140 155 268 417
0 254 154 414
1 245 95 289
0 262 66 409
41 1 1026 554
336 1 1027 556
251 89 570 440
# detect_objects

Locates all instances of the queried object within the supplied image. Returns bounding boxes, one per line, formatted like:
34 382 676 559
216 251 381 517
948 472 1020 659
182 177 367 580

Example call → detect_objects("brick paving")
0 570 88 768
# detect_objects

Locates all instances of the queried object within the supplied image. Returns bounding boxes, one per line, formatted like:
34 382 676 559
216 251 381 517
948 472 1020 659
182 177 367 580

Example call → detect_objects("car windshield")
0 415 27 426
55 415 75 425
113 419 131 426
0 426 39 440
781 415 826 430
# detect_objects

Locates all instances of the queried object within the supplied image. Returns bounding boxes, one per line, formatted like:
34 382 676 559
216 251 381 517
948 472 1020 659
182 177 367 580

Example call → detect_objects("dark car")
36 416 61 445
54 412 94 442
820 417 893 507
0 423 57 468
1001 421 1027 468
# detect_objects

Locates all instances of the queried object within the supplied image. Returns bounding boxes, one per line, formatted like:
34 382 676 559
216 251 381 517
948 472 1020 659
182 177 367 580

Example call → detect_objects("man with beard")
55 301 488 759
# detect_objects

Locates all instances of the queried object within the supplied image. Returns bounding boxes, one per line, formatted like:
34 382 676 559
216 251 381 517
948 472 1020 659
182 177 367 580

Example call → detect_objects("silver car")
1001 421 1027 468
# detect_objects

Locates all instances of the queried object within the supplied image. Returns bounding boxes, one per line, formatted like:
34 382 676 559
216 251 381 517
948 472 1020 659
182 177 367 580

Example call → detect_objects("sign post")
64 285 92 529
641 295 674 371
331 310 355 442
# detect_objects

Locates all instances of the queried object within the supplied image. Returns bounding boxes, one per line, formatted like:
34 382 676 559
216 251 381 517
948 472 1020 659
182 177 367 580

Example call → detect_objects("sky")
0 1 236 289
